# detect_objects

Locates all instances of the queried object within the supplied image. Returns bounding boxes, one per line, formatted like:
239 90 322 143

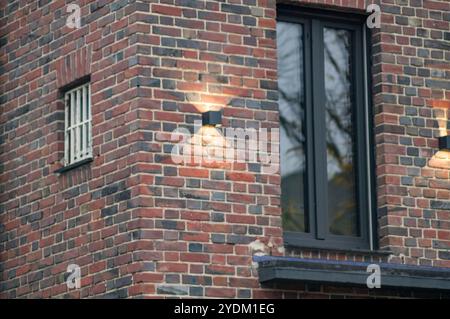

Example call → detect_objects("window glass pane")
323 27 358 236
64 83 92 165
278 22 308 233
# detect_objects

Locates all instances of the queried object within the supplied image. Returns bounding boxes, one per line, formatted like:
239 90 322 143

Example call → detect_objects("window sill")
54 158 93 174
255 256 450 291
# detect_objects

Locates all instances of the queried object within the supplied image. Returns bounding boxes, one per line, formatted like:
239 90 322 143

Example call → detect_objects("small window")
64 82 92 166
278 7 374 250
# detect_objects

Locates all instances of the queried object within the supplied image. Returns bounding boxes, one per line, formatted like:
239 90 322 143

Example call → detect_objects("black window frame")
278 5 376 251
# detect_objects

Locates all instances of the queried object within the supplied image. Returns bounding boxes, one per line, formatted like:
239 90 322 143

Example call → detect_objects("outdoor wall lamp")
202 110 222 127
438 135 450 151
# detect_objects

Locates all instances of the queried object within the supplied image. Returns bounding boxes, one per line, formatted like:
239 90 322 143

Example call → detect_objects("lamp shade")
438 135 450 151
202 110 222 127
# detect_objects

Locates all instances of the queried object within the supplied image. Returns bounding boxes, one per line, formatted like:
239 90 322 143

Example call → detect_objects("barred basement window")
64 82 92 166
277 6 375 250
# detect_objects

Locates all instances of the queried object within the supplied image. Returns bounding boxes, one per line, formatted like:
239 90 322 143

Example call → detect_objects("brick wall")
0 0 449 298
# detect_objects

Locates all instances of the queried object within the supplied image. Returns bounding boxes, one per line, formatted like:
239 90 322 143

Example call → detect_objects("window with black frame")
278 7 374 250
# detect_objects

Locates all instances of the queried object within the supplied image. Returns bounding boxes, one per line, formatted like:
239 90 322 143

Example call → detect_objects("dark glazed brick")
221 4 251 15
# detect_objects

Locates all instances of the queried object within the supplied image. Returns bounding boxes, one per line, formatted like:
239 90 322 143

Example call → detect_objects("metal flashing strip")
255 256 450 291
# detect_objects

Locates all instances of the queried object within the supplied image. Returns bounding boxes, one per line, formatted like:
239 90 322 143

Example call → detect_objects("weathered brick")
1 0 449 301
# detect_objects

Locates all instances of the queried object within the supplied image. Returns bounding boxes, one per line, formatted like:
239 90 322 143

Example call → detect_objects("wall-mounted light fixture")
202 110 222 127
438 135 450 151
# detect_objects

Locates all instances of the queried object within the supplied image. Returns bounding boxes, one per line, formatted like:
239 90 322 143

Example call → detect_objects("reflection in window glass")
278 22 308 233
323 27 358 236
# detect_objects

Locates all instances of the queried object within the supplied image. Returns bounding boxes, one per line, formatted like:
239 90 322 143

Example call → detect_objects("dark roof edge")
255 256 450 291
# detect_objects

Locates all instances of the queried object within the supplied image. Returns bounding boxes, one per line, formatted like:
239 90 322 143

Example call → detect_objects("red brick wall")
0 0 449 298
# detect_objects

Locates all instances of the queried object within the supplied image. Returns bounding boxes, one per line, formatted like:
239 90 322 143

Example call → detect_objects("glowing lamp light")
438 136 450 151
202 110 222 127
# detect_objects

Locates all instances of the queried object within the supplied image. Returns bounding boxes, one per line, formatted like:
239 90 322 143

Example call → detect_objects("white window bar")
64 94 70 164
87 84 92 157
64 83 92 166
70 90 75 164
76 88 81 160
